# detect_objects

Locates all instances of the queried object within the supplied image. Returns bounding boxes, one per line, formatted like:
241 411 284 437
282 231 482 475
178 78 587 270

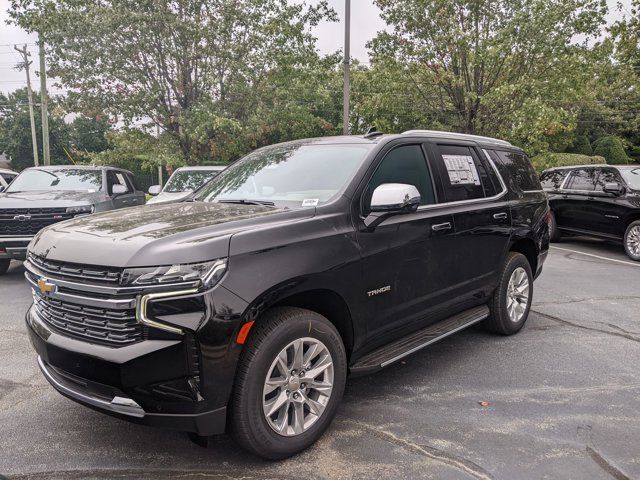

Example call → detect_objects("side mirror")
148 185 161 196
603 182 625 196
364 183 421 229
112 184 128 196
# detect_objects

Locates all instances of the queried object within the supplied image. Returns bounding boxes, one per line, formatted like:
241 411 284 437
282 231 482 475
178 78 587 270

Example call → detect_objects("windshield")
619 167 640 190
195 142 373 207
7 169 103 192
164 170 221 193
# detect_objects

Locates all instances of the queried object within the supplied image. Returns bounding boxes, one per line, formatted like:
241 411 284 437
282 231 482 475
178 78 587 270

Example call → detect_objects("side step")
350 305 489 375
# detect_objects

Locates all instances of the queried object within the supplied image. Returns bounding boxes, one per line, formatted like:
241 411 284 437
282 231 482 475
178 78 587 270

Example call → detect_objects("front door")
589 168 629 238
355 143 457 342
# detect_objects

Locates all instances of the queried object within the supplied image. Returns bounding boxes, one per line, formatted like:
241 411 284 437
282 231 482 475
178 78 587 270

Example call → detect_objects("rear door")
428 143 512 297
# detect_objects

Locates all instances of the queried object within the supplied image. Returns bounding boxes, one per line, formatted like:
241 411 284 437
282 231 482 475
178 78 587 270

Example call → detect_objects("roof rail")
401 130 513 147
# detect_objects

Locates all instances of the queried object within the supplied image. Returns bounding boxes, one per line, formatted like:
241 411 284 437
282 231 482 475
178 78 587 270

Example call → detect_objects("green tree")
368 0 607 153
10 0 338 165
568 135 593 155
593 135 630 164
0 88 71 171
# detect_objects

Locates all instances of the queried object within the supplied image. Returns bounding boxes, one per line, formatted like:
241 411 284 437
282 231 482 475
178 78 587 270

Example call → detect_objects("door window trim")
416 148 507 211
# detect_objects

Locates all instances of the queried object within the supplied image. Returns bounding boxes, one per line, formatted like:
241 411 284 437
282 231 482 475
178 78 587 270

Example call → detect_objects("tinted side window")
540 170 568 190
433 144 486 202
0 173 15 184
492 150 541 191
364 144 435 215
566 169 597 191
594 169 622 192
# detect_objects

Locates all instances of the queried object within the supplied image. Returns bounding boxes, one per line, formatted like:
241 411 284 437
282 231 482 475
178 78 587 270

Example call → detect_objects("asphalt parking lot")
1 238 640 479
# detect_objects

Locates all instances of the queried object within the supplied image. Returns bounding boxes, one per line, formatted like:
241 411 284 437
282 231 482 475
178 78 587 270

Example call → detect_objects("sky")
0 0 633 94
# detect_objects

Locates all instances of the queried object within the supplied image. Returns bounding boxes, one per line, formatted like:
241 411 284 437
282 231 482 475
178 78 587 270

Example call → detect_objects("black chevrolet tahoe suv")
541 165 640 261
0 165 145 274
25 131 549 459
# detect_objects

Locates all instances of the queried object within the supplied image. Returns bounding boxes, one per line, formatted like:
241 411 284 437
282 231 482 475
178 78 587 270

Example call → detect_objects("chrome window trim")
416 148 508 212
0 236 34 241
136 288 200 335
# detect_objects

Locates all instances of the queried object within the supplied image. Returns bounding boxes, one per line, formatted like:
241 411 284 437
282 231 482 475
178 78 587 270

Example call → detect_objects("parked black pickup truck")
541 164 640 261
24 131 549 458
0 165 145 274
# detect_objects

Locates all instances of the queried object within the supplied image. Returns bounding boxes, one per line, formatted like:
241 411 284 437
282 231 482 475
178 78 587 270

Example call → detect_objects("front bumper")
0 236 32 260
26 277 248 435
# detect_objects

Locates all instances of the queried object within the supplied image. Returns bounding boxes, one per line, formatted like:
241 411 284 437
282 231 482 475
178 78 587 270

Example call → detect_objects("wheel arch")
509 237 538 274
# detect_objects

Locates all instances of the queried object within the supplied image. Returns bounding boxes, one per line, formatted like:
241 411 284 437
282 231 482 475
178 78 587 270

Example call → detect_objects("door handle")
432 222 452 232
493 212 508 220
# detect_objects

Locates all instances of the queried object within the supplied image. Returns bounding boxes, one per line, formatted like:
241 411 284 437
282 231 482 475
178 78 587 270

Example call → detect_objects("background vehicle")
0 165 145 274
25 131 549 459
147 166 225 205
542 165 640 261
0 168 18 191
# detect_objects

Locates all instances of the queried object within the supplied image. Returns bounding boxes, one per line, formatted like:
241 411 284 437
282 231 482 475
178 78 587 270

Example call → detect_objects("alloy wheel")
627 226 640 257
506 267 530 323
262 337 334 436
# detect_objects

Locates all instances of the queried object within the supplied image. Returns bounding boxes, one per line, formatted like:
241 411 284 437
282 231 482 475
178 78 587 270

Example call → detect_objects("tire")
549 211 561 243
230 306 347 460
0 259 10 276
623 220 640 262
484 252 533 335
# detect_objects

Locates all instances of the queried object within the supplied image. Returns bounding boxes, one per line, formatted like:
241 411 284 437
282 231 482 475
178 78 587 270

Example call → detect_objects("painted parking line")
550 245 640 268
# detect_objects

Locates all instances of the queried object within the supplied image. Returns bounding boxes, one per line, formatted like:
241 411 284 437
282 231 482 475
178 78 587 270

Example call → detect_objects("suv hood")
0 190 104 208
29 201 315 267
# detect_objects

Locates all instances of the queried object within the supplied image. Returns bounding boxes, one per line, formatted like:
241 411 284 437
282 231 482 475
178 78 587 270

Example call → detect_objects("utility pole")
14 44 39 167
38 35 50 165
343 0 351 135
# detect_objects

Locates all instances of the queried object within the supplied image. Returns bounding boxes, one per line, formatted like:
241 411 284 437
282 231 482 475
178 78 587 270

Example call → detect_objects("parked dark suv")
24 131 549 459
541 165 640 261
0 165 145 274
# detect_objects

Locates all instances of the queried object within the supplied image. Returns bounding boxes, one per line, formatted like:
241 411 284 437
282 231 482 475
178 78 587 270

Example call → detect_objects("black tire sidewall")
0 259 10 275
232 308 347 459
490 253 533 335
624 221 640 262
549 211 561 242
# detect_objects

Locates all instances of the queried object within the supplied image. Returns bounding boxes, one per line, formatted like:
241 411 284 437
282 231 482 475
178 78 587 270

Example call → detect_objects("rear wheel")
230 307 347 459
0 259 10 276
484 252 533 335
624 221 640 262
549 211 561 242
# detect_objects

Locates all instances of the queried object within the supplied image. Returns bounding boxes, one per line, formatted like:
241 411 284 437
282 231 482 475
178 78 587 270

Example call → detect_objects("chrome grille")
0 207 74 236
28 254 122 284
33 293 143 346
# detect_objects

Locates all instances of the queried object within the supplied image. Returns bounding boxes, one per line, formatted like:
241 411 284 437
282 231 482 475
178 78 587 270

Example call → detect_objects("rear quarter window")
490 150 542 192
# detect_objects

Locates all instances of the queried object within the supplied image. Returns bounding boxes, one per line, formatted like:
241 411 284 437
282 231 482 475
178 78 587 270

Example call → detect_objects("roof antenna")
363 126 383 139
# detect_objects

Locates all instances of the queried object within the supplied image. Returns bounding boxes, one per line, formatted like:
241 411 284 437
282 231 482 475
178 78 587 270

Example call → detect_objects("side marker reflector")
236 320 255 345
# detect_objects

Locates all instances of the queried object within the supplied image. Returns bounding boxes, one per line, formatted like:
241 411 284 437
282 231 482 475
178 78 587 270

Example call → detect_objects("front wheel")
0 259 10 276
624 221 640 262
230 307 347 459
484 252 533 335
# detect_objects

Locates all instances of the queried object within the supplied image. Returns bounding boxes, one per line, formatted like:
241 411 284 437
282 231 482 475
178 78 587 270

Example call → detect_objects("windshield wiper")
218 199 276 206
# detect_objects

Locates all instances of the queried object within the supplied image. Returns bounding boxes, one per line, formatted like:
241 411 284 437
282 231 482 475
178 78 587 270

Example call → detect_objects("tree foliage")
593 135 630 164
9 0 339 165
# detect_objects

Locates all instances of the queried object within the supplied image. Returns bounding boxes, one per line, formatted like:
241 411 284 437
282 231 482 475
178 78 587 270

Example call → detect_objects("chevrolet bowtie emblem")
37 278 56 295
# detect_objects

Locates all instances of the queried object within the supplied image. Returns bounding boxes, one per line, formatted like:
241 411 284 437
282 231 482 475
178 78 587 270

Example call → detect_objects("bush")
530 152 605 172
593 136 630 165
568 135 593 155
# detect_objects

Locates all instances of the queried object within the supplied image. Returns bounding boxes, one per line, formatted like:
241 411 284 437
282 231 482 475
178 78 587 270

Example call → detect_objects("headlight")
66 205 94 214
121 259 227 288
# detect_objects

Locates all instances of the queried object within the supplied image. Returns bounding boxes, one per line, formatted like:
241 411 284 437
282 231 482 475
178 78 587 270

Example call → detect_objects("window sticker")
442 155 481 186
301 198 319 207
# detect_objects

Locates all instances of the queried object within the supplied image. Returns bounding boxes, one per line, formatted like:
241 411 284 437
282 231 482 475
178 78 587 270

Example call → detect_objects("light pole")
343 0 351 135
